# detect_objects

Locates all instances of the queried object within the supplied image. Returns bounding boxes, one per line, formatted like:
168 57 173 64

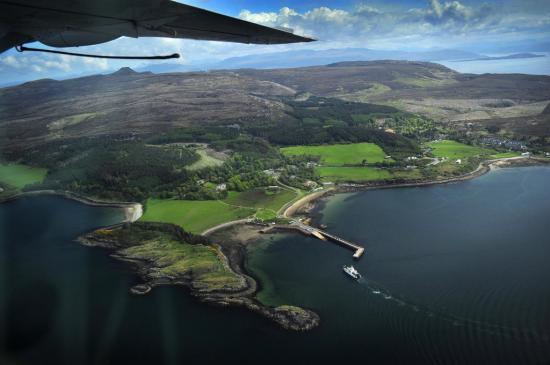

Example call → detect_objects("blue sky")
1 0 549 84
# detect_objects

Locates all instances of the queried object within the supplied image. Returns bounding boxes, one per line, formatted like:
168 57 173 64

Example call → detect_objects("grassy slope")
141 188 298 232
96 226 243 291
394 77 457 88
0 163 47 189
186 149 224 171
333 83 392 102
141 199 253 234
121 238 242 290
281 143 387 165
426 140 495 159
317 167 392 182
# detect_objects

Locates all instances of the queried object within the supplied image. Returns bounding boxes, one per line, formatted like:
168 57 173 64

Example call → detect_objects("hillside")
0 69 294 147
1 61 549 151
238 60 460 96
241 61 550 123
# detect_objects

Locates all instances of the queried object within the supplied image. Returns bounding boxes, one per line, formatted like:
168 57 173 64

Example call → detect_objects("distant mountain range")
138 48 485 74
457 53 545 62
137 48 547 74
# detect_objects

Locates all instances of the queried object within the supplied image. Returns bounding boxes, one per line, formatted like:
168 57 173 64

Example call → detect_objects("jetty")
263 222 365 259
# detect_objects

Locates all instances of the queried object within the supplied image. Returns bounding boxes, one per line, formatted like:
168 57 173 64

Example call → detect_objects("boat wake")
358 278 548 344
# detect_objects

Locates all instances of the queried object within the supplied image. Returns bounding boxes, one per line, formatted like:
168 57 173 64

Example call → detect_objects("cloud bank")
0 0 549 84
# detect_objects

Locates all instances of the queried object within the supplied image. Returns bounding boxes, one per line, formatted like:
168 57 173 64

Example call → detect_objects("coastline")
204 157 550 329
282 156 549 220
2 156 547 332
0 189 143 223
0 188 319 331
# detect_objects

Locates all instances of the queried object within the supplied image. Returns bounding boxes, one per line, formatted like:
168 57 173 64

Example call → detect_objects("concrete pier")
260 223 366 259
294 222 365 259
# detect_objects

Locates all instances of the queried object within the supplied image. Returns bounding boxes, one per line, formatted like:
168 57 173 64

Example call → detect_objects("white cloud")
239 9 280 25
82 57 109 70
1 0 549 84
2 55 20 68
235 1 546 46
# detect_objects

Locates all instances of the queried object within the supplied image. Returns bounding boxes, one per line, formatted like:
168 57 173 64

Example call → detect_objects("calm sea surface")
1 166 549 365
438 53 550 75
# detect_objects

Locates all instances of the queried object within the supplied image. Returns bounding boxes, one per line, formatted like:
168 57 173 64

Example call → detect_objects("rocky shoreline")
78 223 320 332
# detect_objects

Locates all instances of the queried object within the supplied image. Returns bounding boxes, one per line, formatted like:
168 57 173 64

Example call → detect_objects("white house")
216 183 227 191
456 159 462 164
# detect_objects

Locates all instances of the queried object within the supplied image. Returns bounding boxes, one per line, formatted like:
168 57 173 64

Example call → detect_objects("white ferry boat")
343 265 361 280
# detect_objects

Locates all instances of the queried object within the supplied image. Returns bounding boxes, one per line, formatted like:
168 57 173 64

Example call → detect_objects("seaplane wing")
0 0 314 54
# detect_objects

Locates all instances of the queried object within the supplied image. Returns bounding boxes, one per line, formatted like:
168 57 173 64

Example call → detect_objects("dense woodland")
2 96 433 201
6 132 316 201
243 97 421 159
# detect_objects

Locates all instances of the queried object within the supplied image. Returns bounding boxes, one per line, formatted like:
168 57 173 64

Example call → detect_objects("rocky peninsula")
78 222 319 331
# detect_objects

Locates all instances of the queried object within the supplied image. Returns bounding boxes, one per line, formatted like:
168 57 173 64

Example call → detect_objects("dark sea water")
1 167 550 365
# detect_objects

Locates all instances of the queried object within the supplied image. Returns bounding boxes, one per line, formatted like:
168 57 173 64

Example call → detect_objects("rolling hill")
1 60 549 150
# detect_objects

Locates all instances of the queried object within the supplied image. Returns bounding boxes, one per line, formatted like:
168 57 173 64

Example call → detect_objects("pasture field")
141 187 298 233
255 209 278 221
281 143 387 166
426 140 495 159
489 152 521 159
141 199 253 234
224 188 297 212
317 167 392 182
0 163 47 189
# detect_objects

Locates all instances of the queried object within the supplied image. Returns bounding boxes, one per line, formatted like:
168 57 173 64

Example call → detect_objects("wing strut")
15 45 180 60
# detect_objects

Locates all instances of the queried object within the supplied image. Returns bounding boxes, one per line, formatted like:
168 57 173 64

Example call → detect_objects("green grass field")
141 188 297 233
255 209 278 221
141 199 253 234
186 149 225 171
317 166 424 182
426 140 495 159
317 167 392 182
281 143 387 166
489 152 521 159
0 163 47 189
224 188 297 212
